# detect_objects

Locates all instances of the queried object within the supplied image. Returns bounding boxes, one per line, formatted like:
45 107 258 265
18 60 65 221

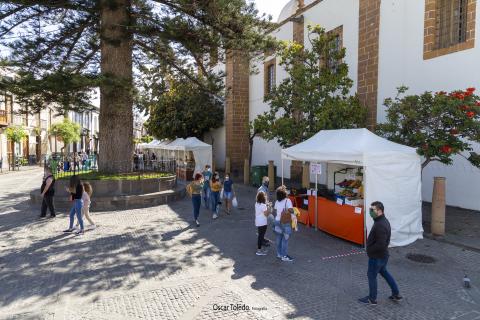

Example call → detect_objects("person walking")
273 186 295 262
81 182 96 229
358 201 402 305
255 191 271 256
40 167 56 218
187 173 204 227
210 173 222 219
257 176 271 202
63 175 85 235
202 165 213 209
223 173 234 214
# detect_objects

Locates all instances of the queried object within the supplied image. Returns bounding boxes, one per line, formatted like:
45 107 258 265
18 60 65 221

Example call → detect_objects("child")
82 182 96 229
63 175 84 235
255 191 270 256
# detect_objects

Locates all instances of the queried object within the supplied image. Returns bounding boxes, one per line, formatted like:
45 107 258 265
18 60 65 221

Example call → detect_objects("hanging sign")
336 198 344 206
354 207 362 214
310 163 322 175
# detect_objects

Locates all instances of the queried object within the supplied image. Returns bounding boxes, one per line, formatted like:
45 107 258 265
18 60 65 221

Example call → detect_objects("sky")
254 0 291 22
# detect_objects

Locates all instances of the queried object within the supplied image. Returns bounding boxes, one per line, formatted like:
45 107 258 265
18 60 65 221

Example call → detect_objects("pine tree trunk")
98 0 133 173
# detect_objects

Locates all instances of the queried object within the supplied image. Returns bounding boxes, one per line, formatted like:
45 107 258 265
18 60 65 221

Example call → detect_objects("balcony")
0 110 7 127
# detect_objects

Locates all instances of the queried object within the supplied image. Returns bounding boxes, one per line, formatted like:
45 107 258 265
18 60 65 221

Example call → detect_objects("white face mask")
207 168 211 172
225 177 229 181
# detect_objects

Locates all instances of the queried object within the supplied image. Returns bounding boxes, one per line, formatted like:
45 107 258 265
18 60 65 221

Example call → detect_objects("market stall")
281 128 423 247
162 137 212 181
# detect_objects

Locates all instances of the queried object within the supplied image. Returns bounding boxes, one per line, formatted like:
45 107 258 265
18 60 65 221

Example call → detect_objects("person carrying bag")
273 186 295 262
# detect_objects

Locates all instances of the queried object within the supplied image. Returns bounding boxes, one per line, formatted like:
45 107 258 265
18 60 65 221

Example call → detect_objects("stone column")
302 162 310 189
225 157 231 175
268 160 275 192
431 177 446 236
244 159 250 185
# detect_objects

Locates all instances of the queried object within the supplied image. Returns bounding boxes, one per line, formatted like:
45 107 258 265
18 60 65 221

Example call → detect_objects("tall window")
435 0 469 49
424 0 476 59
327 34 342 73
264 58 276 96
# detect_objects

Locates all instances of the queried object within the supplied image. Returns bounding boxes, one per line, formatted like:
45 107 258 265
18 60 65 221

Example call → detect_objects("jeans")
274 221 292 257
368 256 400 301
203 186 210 208
192 194 201 220
41 195 55 216
257 225 267 250
69 199 84 230
211 191 220 214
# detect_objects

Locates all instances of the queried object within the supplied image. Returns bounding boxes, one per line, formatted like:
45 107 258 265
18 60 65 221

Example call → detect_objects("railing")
0 110 7 126
44 154 177 180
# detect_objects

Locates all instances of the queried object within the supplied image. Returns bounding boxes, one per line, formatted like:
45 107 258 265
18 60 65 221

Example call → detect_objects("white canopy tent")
281 128 423 247
160 137 213 177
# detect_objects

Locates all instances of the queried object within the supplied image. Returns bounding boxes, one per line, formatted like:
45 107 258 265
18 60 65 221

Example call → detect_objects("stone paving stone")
0 169 480 320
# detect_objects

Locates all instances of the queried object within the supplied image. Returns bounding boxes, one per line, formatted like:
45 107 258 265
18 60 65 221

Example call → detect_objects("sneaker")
358 296 377 305
49 214 56 218
39 215 46 218
389 294 403 302
75 229 84 236
276 254 283 259
63 228 75 233
256 250 267 256
212 214 218 219
89 224 96 230
282 256 294 262
195 220 200 227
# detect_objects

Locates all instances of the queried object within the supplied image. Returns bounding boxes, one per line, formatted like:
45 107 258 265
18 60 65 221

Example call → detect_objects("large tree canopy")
0 0 274 172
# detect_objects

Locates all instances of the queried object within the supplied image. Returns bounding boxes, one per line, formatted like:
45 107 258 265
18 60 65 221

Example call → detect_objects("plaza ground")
0 168 479 320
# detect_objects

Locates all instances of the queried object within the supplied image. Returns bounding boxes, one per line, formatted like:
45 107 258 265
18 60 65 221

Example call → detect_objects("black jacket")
41 175 56 197
366 215 391 259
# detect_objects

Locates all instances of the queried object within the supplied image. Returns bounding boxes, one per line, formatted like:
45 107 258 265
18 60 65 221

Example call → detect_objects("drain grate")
406 253 436 264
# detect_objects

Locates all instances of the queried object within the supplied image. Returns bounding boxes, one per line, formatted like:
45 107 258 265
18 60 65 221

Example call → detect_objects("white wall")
250 0 359 182
378 0 480 210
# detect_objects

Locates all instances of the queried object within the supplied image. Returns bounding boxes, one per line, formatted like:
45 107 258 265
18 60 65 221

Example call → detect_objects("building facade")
68 108 100 154
210 0 480 210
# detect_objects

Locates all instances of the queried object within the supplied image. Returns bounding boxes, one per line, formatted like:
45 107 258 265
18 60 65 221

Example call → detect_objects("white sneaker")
89 224 96 230
212 214 218 219
256 250 267 256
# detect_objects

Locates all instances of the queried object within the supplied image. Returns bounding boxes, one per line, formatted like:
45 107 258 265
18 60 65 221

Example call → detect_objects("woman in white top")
255 191 270 256
273 186 295 262
81 182 96 228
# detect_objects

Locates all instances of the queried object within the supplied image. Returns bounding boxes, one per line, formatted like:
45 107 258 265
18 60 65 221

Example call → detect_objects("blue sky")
255 0 291 21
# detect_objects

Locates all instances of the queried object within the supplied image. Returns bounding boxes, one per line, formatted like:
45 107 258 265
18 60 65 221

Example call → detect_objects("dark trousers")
192 194 201 220
257 225 267 250
368 256 400 301
41 195 55 217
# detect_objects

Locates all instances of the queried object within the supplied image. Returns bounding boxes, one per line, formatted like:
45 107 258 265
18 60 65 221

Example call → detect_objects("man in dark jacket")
40 167 56 218
359 201 402 305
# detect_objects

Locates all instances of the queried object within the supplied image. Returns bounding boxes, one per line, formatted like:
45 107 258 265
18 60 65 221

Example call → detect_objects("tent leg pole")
315 172 318 231
281 159 284 186
363 166 367 249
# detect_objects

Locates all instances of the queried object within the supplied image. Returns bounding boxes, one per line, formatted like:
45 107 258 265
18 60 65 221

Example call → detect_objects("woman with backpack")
273 186 295 262
63 175 85 235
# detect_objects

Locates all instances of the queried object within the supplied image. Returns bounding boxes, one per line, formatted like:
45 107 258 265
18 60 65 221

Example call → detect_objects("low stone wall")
52 175 176 197
30 176 186 211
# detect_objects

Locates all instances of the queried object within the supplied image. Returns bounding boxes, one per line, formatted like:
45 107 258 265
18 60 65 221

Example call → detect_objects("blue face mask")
369 208 377 219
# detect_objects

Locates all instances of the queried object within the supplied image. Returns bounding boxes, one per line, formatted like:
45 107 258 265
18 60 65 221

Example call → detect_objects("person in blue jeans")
202 165 212 209
359 201 402 305
223 173 234 214
210 173 222 219
187 173 204 227
62 175 85 236
273 186 295 262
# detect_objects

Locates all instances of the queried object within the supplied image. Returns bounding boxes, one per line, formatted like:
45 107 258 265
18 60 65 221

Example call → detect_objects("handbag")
280 200 292 224
232 196 238 208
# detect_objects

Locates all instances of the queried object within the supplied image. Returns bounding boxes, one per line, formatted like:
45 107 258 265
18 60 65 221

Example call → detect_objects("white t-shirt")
82 192 91 208
274 198 293 221
255 203 268 227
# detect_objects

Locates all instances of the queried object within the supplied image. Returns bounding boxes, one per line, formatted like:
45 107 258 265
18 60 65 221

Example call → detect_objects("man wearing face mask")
257 177 271 202
359 201 402 305
202 165 213 209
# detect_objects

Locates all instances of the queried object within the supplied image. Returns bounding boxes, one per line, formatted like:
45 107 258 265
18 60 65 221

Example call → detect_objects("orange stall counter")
308 196 365 245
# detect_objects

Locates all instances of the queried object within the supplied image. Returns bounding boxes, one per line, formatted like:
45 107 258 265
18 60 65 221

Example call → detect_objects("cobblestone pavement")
1 169 480 320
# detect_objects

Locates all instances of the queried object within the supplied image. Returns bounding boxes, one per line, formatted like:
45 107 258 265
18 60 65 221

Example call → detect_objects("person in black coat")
40 167 56 218
359 201 402 305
